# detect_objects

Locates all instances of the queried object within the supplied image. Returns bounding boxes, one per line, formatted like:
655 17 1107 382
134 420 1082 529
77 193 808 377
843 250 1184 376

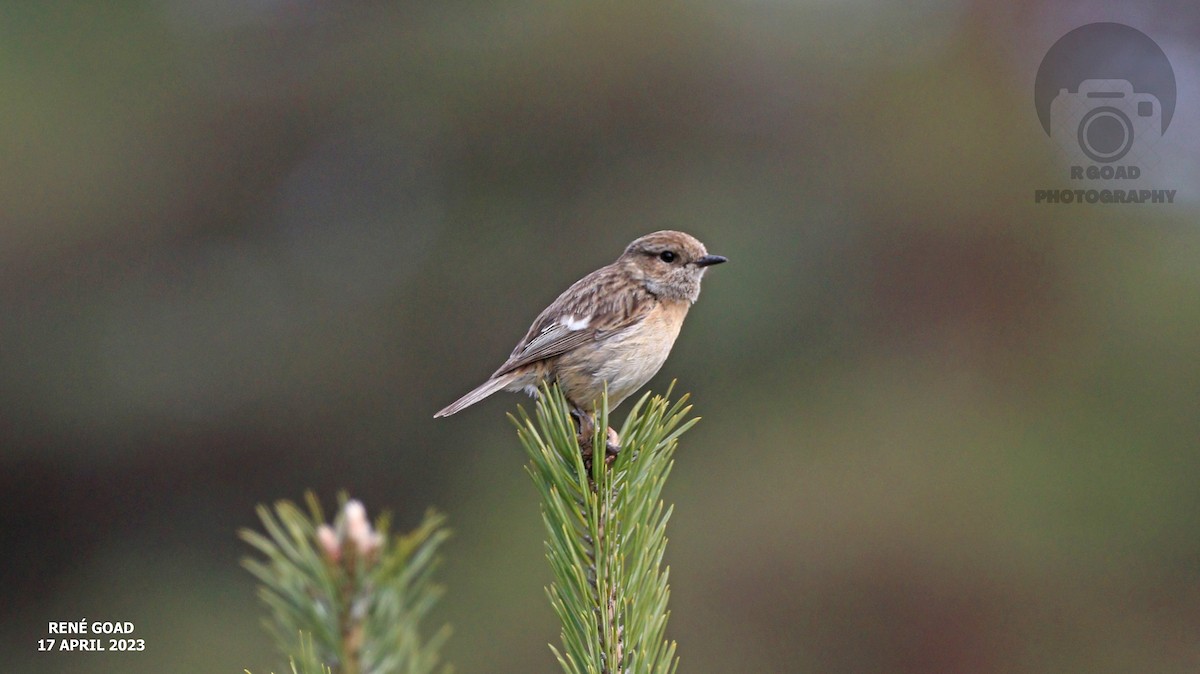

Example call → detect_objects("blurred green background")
4 2 1199 673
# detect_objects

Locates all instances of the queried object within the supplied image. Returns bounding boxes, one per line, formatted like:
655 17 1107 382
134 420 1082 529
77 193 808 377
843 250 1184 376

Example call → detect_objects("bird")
434 230 726 430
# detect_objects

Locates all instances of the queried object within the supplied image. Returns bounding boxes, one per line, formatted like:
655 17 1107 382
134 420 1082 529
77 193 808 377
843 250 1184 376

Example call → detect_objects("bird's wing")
493 266 651 376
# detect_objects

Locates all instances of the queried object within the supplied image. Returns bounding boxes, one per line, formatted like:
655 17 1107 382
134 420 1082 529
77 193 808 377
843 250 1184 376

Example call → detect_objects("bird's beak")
695 254 727 268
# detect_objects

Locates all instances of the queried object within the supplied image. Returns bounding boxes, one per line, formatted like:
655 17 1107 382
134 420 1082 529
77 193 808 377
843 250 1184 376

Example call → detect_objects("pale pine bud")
317 524 340 562
343 500 380 556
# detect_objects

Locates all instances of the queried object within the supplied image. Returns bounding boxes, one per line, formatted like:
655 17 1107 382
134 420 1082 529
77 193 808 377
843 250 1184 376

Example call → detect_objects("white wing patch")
559 315 591 331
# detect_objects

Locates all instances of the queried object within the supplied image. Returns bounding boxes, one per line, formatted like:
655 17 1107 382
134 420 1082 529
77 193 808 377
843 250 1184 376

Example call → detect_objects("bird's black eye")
659 251 676 263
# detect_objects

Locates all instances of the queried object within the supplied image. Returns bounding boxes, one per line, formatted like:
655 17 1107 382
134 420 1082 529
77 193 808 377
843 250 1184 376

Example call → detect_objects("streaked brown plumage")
434 231 725 419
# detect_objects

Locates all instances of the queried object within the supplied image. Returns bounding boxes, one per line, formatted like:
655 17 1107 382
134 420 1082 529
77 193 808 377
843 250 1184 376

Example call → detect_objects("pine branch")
241 494 452 674
512 383 697 674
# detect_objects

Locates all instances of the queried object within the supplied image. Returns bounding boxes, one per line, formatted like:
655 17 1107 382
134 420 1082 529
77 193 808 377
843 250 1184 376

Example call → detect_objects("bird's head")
619 230 726 303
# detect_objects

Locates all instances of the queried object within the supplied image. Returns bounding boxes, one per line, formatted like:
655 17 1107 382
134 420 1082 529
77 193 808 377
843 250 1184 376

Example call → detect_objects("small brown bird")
434 231 725 423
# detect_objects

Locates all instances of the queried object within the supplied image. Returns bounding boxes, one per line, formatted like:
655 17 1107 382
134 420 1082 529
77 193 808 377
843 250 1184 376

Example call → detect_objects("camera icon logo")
1049 79 1162 163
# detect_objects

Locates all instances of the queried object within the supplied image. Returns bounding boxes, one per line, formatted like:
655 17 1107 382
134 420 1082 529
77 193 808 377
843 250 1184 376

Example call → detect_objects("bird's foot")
573 411 621 471
604 427 621 465
574 412 594 453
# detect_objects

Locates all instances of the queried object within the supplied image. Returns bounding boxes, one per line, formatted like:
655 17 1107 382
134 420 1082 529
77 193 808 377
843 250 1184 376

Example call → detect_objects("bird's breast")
558 300 690 408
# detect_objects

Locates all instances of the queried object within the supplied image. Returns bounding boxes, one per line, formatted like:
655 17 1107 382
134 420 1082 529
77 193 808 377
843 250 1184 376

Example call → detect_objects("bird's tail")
433 372 518 418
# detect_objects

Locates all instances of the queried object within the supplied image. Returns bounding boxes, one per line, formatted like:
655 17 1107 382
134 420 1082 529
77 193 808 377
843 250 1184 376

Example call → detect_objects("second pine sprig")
241 494 451 674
